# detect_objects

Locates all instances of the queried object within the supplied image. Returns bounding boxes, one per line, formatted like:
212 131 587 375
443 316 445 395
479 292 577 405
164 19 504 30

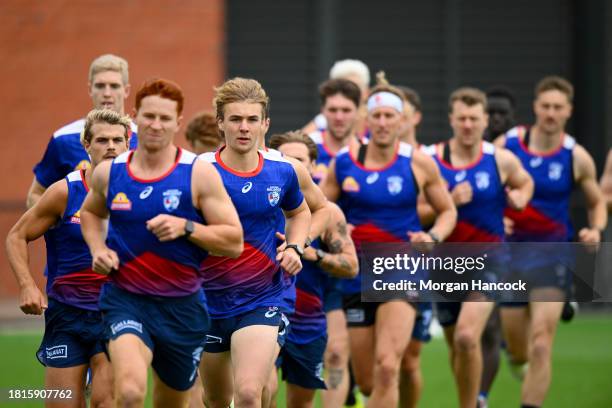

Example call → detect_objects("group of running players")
6 54 610 408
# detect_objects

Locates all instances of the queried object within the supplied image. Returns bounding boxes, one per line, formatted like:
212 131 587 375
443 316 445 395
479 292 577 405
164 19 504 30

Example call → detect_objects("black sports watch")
315 249 326 264
285 244 304 258
184 219 195 238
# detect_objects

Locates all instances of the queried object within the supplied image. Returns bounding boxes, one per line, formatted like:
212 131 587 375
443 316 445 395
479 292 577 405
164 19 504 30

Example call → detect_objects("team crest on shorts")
342 176 360 193
267 186 281 206
163 189 182 212
387 176 403 195
111 192 132 211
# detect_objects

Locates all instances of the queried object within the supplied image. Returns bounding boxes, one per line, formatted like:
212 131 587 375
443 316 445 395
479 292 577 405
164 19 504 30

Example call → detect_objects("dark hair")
486 85 516 108
397 85 422 112
535 75 573 102
319 78 361 108
135 78 184 115
268 131 318 162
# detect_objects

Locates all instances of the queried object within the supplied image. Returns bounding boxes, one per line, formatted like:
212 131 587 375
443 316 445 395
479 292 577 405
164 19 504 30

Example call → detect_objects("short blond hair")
81 109 131 146
89 54 129 84
213 77 269 120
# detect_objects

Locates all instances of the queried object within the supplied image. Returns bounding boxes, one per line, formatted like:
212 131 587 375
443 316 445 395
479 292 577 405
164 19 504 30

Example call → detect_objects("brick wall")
0 0 224 299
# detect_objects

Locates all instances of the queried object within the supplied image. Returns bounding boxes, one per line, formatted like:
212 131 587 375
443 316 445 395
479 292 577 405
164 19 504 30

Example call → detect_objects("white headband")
367 91 403 113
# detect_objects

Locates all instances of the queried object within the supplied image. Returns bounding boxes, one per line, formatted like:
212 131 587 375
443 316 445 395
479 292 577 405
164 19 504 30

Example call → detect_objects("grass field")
0 315 611 407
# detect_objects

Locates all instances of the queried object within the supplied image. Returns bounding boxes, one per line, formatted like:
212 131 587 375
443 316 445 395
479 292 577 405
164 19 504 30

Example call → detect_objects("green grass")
1 316 611 407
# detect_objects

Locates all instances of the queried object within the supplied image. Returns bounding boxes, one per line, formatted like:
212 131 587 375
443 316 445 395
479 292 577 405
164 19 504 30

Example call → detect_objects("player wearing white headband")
321 72 456 407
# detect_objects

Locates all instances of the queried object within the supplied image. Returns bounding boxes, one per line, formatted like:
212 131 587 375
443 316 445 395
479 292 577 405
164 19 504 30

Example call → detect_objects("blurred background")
0 1 610 405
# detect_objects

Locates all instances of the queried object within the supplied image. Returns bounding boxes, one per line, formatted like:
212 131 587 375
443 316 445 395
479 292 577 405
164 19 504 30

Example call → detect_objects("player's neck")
399 130 418 148
220 146 260 173
131 145 178 177
449 138 481 166
530 125 563 152
326 131 354 154
366 141 397 167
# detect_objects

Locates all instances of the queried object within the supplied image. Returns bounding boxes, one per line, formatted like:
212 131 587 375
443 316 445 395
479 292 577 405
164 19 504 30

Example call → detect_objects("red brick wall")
0 0 224 299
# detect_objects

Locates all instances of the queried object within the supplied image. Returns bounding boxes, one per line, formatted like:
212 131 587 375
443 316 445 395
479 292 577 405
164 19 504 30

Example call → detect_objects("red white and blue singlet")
44 170 107 311
425 141 505 243
106 148 207 297
503 126 575 242
309 130 336 184
335 142 422 294
199 148 305 319
288 239 329 344
34 119 138 188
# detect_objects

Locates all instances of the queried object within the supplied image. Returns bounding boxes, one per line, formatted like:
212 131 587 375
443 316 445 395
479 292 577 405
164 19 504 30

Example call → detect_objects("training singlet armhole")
357 143 367 165
443 142 452 165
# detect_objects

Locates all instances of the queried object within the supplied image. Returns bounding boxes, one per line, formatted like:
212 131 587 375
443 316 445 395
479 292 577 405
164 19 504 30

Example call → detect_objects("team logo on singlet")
242 182 253 193
267 186 281 206
313 163 328 180
366 172 379 184
475 171 490 190
387 176 403 195
111 193 132 211
70 210 81 224
163 189 182 212
548 162 563 181
455 170 467 183
530 157 543 168
342 176 360 192
139 186 153 199
74 160 91 171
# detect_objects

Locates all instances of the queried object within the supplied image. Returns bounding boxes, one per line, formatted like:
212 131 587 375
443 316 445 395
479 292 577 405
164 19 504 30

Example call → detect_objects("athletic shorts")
412 302 433 342
99 283 209 391
37 298 106 368
278 334 327 389
323 278 343 313
204 306 284 353
342 294 415 328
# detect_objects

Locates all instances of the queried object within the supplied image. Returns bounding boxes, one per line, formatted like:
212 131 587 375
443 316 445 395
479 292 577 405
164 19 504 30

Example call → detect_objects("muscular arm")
6 181 67 314
600 149 612 213
412 150 457 241
191 160 244 258
26 178 47 209
304 202 358 278
496 147 534 210
573 145 607 241
80 161 119 274
288 157 330 241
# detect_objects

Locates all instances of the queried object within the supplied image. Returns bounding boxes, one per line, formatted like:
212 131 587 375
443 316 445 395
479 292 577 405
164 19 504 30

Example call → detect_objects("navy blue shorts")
278 334 327 389
204 306 284 353
435 301 461 327
99 283 209 391
323 278 343 313
412 302 433 342
343 294 416 327
37 299 106 368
